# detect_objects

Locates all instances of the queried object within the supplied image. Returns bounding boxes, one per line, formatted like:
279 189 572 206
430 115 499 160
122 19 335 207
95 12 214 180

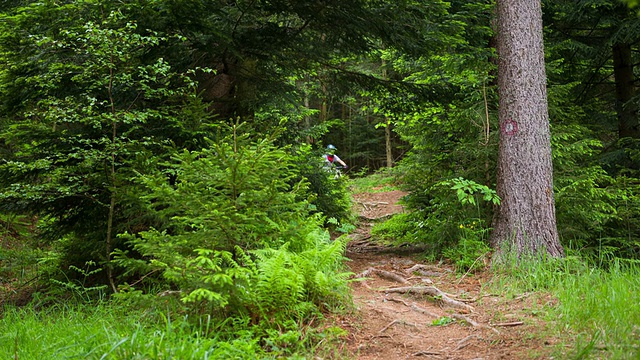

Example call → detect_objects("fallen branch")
412 350 442 357
491 321 524 327
384 286 474 312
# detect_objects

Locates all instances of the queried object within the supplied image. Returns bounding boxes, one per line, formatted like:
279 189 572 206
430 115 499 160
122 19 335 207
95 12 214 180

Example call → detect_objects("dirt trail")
340 191 555 360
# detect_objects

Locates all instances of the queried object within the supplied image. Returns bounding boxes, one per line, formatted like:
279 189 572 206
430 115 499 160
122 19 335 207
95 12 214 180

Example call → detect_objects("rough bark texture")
490 0 564 258
385 119 394 168
613 42 640 139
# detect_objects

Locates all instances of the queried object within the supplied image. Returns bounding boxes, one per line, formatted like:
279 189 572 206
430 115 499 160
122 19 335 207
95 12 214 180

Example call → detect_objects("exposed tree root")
379 319 418 333
355 267 409 284
454 334 483 351
405 264 450 277
384 286 474 312
387 296 440 318
451 313 480 327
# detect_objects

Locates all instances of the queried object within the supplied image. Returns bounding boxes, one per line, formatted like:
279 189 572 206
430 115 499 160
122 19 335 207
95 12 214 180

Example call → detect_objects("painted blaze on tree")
490 0 564 258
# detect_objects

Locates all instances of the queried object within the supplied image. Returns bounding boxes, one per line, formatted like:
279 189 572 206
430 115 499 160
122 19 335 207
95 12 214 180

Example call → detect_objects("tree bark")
613 42 640 139
385 119 393 168
490 0 564 259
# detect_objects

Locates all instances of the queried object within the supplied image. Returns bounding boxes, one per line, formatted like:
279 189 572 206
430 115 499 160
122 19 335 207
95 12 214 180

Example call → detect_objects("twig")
492 321 524 327
455 251 490 285
129 269 160 287
513 292 531 301
412 350 442 357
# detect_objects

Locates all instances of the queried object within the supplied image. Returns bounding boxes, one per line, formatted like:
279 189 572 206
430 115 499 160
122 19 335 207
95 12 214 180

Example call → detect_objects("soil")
338 190 557 360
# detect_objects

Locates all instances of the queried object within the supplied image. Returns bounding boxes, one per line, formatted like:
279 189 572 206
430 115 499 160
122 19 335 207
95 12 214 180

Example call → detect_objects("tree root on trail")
454 334 484 351
386 296 440 318
379 319 418 333
383 286 474 312
411 349 443 357
405 264 451 277
355 267 409 284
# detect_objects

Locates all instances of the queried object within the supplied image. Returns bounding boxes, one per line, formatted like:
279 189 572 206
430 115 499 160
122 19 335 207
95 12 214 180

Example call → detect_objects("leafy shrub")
293 144 353 226
115 127 351 328
372 178 498 260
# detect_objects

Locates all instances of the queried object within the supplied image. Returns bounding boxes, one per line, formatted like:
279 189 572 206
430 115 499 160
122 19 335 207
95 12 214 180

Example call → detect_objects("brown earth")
337 190 558 360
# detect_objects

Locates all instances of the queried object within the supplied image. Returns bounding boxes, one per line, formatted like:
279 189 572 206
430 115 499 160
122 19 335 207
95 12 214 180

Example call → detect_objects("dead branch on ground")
412 350 443 357
491 321 524 327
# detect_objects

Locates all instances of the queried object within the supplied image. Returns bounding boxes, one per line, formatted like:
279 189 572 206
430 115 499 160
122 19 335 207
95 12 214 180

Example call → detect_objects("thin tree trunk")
613 42 639 139
106 61 118 293
381 60 393 168
490 0 564 259
385 119 393 168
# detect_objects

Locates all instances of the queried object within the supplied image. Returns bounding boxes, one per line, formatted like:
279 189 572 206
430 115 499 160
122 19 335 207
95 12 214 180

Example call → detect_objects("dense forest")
1 0 640 358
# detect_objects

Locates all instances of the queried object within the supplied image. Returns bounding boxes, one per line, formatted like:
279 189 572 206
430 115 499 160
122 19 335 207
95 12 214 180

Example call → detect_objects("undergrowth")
490 255 640 359
347 167 399 193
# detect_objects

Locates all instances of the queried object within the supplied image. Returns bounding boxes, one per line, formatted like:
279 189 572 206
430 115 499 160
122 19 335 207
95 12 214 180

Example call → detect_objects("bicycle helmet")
326 144 337 150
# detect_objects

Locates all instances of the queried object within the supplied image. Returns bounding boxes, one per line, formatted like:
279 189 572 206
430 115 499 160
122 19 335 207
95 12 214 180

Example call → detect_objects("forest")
1 0 639 359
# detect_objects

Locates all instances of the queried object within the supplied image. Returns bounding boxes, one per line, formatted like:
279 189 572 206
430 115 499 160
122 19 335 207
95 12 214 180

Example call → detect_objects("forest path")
338 190 555 360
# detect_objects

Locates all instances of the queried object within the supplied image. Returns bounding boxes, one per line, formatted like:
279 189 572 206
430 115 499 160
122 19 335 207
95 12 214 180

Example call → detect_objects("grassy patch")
554 260 640 359
348 169 400 193
0 304 241 359
490 257 640 359
0 296 351 360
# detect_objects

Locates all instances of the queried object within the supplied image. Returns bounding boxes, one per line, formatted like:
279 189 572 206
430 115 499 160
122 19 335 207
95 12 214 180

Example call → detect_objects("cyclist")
323 144 348 169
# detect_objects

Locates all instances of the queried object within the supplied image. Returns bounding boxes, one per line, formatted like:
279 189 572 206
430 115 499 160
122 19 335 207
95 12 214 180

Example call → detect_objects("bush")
115 126 351 327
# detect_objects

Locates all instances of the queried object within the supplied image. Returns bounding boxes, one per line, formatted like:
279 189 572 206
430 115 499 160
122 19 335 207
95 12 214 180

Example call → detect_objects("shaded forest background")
1 0 640 357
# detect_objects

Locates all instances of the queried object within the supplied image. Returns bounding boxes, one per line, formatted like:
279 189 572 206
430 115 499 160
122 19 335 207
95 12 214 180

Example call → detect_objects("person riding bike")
323 144 348 170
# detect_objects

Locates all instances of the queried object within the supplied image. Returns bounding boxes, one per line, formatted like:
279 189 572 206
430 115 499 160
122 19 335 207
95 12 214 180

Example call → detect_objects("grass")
490 256 640 359
555 260 640 359
347 168 400 193
0 303 263 359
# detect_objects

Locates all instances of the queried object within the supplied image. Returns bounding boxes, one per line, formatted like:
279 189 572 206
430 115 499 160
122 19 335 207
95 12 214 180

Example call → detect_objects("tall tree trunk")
106 62 118 293
490 0 564 259
381 60 394 168
613 42 640 139
385 119 393 168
